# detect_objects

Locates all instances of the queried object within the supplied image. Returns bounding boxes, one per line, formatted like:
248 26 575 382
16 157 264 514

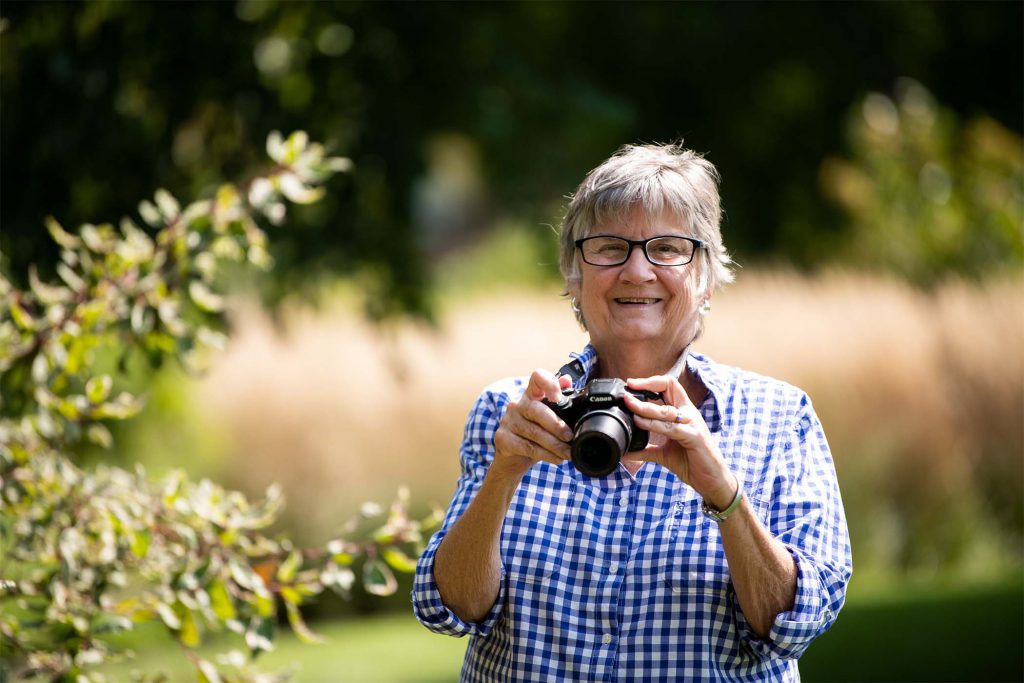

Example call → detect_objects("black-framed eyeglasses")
574 235 704 267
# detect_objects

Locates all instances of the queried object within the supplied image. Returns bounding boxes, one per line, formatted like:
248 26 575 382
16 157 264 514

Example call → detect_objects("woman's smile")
613 297 663 305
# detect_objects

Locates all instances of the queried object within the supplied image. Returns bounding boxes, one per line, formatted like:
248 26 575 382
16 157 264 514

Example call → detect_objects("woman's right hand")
490 370 574 481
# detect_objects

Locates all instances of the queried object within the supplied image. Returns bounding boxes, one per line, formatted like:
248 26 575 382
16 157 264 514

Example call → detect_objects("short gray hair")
559 142 735 325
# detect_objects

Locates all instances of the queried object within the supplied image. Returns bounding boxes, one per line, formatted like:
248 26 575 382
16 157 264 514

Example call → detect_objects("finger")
632 414 703 442
627 374 693 407
519 399 574 442
524 368 567 403
623 392 689 423
508 410 573 457
495 427 569 465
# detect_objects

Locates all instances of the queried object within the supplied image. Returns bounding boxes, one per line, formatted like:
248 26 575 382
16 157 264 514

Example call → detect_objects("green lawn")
100 577 1022 682
98 613 466 682
799 577 1024 682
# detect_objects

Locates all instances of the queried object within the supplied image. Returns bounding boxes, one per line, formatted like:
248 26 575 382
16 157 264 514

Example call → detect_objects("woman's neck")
595 344 684 381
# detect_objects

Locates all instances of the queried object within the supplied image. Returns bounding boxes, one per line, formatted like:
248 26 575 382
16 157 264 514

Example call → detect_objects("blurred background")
2 1 1022 681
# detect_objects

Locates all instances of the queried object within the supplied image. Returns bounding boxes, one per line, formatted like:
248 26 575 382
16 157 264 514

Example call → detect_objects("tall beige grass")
197 270 1023 573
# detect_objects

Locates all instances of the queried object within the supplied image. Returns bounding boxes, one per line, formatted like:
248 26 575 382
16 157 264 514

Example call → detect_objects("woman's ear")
565 281 587 330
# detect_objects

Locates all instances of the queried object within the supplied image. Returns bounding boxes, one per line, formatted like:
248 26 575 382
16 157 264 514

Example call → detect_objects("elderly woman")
412 143 852 682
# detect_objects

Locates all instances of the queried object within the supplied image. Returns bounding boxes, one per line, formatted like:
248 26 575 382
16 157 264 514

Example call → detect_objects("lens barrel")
570 409 632 477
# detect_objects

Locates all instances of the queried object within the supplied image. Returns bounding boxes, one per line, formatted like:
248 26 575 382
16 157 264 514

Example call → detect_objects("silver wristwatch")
700 481 744 523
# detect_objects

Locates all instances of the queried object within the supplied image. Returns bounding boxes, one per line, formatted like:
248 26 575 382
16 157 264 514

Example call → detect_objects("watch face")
700 501 724 522
700 487 744 523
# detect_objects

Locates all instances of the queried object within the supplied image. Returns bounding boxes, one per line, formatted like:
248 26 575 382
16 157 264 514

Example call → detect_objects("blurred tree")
820 79 1023 284
2 1 1021 312
0 132 435 682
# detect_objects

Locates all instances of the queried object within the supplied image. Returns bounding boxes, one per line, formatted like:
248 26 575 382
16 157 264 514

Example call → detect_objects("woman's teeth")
615 298 660 304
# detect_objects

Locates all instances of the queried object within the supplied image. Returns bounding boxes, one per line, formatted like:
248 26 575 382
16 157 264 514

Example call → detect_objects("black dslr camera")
545 377 661 477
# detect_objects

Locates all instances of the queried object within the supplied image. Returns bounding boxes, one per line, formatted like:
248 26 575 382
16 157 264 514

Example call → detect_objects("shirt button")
602 633 614 645
618 493 629 507
608 562 620 574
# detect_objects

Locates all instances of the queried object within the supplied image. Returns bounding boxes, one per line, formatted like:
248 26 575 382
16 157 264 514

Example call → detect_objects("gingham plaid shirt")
412 345 851 682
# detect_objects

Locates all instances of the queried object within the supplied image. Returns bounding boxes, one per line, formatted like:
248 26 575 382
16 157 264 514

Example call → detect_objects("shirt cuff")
411 541 505 638
734 546 835 660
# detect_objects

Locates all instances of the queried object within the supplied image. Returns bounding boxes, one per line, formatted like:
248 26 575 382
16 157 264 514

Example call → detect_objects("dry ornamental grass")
197 269 1023 574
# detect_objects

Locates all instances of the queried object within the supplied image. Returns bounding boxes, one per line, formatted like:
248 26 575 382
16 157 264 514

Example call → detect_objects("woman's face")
574 206 705 360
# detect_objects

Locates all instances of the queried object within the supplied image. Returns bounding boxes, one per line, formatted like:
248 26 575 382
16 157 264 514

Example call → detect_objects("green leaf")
138 199 162 226
179 605 201 648
284 130 309 164
81 223 115 253
155 602 181 631
131 304 154 335
284 599 323 644
245 617 276 655
266 130 285 163
188 282 225 313
207 579 236 621
86 375 113 403
86 424 113 449
276 550 302 584
248 177 274 207
197 659 222 683
327 157 354 173
31 352 50 383
131 528 151 559
381 547 418 573
362 559 398 597
254 591 275 618
29 265 72 304
280 585 301 605
45 215 81 248
154 189 180 219
9 299 35 331
278 173 325 204
332 551 355 566
56 263 86 291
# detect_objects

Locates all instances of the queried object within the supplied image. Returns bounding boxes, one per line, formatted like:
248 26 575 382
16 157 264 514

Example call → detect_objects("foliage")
2 2 1021 307
0 132 438 682
820 79 1023 285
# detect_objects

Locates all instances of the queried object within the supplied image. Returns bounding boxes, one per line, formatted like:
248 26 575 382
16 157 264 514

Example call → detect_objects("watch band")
700 480 744 523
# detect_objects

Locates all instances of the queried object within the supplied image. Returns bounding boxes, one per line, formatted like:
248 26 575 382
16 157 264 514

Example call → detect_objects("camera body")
546 378 660 477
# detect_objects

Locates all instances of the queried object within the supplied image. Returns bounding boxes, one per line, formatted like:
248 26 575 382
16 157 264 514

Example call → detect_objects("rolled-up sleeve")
736 392 852 660
411 383 517 638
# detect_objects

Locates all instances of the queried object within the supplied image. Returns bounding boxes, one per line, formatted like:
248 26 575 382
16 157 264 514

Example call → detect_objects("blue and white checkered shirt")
412 345 852 682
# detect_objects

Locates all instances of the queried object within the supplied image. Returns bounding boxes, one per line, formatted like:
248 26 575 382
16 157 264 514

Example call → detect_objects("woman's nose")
619 244 657 283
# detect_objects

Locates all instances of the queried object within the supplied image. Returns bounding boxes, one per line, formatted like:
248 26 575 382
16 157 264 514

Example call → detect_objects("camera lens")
571 410 630 477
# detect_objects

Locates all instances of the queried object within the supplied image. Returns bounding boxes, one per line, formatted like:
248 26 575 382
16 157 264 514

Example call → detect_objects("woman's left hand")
623 375 737 510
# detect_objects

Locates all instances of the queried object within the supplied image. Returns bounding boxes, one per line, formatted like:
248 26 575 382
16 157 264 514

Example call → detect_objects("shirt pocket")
502 478 576 583
661 498 731 598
